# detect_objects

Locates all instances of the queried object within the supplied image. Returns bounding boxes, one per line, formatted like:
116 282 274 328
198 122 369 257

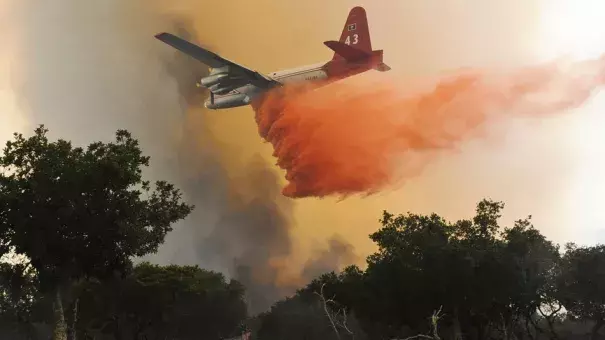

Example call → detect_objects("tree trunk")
544 315 559 339
591 320 604 340
113 317 123 340
451 308 463 340
524 317 535 340
52 287 68 340
68 298 79 340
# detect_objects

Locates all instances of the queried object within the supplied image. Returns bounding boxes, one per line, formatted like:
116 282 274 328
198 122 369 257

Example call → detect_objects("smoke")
10 0 595 314
254 56 605 198
301 235 358 281
191 155 294 312
7 0 357 314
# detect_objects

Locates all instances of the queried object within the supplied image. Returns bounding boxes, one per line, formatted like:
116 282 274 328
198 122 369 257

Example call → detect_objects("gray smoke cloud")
209 159 295 312
301 236 359 281
7 0 356 314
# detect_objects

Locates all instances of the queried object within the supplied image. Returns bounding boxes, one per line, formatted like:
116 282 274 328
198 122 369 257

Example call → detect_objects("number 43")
344 34 359 45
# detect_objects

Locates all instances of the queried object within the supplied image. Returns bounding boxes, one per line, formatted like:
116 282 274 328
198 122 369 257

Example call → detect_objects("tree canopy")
270 200 592 340
2 126 605 340
0 125 194 339
72 262 247 339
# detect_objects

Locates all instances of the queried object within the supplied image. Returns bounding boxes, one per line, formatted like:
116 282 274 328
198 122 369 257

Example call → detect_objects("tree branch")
392 306 443 340
314 283 341 340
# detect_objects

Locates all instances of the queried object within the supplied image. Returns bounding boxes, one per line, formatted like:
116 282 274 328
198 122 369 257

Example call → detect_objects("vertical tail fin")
333 6 372 60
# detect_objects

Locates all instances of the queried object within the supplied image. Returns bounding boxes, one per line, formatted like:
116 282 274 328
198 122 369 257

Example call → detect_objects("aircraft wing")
155 32 280 89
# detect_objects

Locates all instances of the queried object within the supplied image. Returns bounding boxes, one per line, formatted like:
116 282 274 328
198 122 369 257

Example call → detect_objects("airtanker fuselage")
155 6 390 110
204 59 380 110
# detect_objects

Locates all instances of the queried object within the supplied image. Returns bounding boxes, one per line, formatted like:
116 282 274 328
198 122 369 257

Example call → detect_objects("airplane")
154 6 391 110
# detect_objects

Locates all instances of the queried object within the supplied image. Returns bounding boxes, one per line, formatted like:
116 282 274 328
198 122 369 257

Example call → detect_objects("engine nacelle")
205 93 251 110
209 66 230 74
208 84 233 95
200 73 228 87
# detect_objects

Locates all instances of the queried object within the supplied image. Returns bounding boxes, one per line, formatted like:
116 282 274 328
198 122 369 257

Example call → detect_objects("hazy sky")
2 0 605 276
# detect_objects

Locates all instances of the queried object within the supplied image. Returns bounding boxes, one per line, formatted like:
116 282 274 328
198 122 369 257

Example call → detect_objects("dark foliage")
1 126 604 340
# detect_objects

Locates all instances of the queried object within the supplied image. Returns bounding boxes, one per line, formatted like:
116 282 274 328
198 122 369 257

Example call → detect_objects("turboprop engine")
198 65 231 88
200 66 263 110
204 93 251 109
200 73 228 87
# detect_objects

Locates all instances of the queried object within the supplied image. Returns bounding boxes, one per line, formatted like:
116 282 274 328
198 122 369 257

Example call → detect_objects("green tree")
257 291 367 340
557 244 605 340
500 217 562 339
275 200 561 340
362 210 458 337
75 262 247 339
0 126 194 340
0 260 45 337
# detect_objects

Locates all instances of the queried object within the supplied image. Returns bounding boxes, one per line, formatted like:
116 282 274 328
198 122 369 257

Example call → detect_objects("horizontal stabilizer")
374 63 391 72
324 40 370 62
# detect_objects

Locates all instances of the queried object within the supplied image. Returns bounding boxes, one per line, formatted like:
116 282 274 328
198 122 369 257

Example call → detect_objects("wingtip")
154 32 170 40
